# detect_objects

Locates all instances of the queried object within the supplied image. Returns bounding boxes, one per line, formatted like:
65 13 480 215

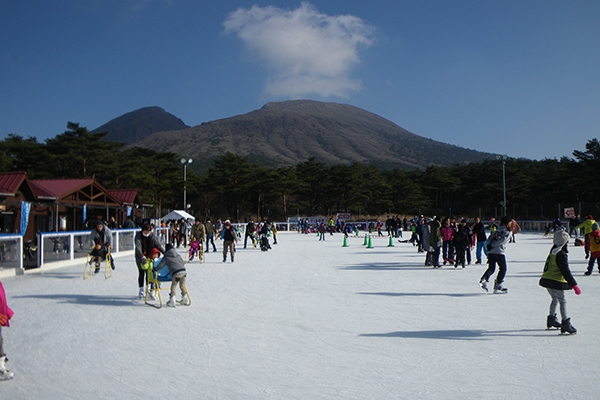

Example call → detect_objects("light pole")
497 155 507 217
180 158 193 210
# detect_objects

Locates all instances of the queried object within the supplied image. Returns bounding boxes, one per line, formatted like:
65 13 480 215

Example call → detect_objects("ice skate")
546 314 561 329
479 279 488 292
179 294 190 306
561 318 577 334
147 290 156 301
584 270 592 276
166 295 176 308
138 287 144 298
493 281 508 294
0 357 14 381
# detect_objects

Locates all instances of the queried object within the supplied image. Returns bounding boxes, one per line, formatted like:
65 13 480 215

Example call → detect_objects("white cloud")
223 2 375 98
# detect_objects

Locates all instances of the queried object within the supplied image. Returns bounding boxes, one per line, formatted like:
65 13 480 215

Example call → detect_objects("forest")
1 122 599 222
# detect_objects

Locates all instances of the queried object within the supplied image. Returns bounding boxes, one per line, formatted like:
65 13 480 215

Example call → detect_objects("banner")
83 203 87 224
127 206 132 216
20 201 31 235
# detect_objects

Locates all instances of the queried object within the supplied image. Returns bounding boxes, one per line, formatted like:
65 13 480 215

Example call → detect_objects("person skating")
472 217 488 264
0 281 14 380
153 244 189 307
222 220 238 262
573 215 596 259
584 222 600 275
479 216 511 293
134 223 166 298
539 229 581 334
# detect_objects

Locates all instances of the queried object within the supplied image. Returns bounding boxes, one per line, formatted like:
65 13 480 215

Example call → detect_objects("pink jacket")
0 282 14 327
441 226 455 242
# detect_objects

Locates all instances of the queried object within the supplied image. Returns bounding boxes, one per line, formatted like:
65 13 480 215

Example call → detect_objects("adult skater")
573 215 596 259
90 220 115 269
472 217 488 264
134 223 166 298
479 216 511 293
539 229 580 334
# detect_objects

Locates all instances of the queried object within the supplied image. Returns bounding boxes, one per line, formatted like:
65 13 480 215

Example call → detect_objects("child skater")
90 238 108 273
0 281 14 380
539 229 581 334
154 244 189 307
188 236 201 261
141 248 163 300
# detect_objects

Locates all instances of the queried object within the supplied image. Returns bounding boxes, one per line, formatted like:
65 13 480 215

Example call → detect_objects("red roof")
108 189 139 204
30 179 94 197
0 172 27 195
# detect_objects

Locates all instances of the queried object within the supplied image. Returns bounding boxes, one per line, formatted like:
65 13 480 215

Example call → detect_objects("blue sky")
1 0 598 160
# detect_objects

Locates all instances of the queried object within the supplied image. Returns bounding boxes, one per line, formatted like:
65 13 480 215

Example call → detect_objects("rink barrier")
0 220 562 278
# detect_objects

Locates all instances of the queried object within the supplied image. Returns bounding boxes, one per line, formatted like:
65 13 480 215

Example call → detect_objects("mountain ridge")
97 100 496 172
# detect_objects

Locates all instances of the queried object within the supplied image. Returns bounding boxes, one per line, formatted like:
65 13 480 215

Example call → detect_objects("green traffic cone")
367 235 374 248
342 235 349 247
363 234 368 245
388 235 394 247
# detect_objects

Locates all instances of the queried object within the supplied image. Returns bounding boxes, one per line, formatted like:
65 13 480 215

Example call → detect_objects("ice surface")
1 231 598 399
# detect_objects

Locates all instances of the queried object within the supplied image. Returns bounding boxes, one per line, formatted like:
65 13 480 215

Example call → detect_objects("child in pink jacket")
0 281 14 380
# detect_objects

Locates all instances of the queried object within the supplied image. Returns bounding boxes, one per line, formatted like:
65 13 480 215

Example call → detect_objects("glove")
141 256 147 264
0 314 8 326
573 285 581 295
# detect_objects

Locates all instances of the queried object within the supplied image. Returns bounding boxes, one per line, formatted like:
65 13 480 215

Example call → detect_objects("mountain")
91 106 189 144
110 100 496 171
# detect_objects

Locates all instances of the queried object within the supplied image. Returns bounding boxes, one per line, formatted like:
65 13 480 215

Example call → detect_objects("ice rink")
1 230 599 399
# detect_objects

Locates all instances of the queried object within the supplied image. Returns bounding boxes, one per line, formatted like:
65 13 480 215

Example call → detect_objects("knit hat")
553 230 569 250
587 215 594 220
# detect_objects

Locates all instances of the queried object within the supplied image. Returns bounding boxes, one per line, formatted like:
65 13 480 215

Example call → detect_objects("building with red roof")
0 172 146 242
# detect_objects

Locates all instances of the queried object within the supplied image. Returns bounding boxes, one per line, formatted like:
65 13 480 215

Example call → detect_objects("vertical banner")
127 206 132 216
20 201 31 235
83 203 87 224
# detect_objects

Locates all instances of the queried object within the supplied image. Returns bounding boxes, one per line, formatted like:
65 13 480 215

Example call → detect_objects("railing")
0 234 24 275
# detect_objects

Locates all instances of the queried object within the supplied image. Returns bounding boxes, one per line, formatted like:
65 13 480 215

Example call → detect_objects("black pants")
481 253 507 283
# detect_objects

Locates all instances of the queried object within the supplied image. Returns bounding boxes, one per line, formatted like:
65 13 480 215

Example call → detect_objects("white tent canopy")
160 210 195 221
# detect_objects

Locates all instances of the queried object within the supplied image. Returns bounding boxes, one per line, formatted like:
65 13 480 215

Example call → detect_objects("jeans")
476 241 488 261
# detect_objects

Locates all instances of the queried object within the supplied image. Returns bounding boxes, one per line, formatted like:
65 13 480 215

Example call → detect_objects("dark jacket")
134 231 165 268
472 222 486 242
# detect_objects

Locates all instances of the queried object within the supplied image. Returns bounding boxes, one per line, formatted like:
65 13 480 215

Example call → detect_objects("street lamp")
180 158 193 210
497 155 507 217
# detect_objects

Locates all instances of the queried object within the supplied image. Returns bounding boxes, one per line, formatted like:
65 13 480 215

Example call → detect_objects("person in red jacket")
0 281 14 380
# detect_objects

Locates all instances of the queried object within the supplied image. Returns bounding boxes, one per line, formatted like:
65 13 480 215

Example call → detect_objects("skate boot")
95 261 100 274
493 280 508 294
479 279 489 292
561 318 577 334
166 295 176 308
0 356 14 380
138 287 144 298
584 270 592 276
147 290 156 301
546 314 561 329
179 294 190 306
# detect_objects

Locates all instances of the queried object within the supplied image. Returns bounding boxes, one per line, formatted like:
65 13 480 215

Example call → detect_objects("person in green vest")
539 228 581 334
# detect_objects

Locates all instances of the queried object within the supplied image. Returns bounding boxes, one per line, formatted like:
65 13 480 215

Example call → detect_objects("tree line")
2 123 599 221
